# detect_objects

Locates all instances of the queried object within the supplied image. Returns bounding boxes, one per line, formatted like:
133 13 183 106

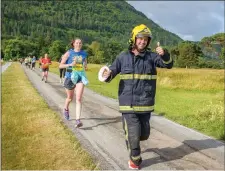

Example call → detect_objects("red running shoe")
128 160 139 170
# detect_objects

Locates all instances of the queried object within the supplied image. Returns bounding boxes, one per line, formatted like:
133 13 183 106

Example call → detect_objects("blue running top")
65 49 87 78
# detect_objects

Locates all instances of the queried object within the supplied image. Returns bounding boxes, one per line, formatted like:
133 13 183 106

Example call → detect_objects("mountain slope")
2 1 182 48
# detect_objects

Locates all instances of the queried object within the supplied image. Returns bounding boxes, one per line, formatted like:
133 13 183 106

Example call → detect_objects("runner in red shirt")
41 53 52 83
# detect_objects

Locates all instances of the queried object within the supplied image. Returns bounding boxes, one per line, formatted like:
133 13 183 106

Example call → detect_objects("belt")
66 68 72 73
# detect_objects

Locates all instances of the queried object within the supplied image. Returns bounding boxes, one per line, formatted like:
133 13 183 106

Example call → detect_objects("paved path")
1 62 12 73
22 65 224 170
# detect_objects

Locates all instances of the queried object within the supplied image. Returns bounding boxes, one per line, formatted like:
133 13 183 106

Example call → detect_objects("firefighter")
102 24 173 169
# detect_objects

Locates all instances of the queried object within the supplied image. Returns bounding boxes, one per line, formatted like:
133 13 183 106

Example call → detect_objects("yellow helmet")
129 24 152 46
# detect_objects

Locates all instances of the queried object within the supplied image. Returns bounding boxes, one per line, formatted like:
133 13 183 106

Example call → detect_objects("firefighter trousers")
122 113 151 166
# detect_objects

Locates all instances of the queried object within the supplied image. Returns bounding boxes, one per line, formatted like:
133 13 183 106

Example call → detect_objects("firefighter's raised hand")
156 42 164 56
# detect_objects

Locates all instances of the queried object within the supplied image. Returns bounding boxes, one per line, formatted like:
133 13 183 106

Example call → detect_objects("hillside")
2 1 182 49
199 33 225 59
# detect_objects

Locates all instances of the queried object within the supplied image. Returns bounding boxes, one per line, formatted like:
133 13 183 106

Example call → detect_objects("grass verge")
1 63 98 170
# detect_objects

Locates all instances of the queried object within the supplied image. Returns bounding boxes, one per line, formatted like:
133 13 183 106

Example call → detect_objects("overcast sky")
127 1 224 41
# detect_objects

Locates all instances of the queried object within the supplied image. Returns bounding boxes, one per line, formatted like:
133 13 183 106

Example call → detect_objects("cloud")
127 1 224 41
209 12 224 33
147 12 160 24
177 33 195 41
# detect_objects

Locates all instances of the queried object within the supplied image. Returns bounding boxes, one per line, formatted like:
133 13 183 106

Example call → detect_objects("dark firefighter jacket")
105 49 173 114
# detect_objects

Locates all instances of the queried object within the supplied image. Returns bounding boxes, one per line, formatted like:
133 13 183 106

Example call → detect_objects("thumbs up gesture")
156 42 164 56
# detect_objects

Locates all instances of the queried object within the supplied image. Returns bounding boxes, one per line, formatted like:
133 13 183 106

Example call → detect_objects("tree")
48 40 66 61
219 47 225 64
89 41 100 54
170 46 179 66
87 41 101 63
176 41 203 68
3 38 38 60
94 50 104 64
101 40 123 64
1 50 4 59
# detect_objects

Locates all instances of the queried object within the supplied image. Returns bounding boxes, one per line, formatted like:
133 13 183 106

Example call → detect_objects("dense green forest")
1 1 181 62
1 1 224 68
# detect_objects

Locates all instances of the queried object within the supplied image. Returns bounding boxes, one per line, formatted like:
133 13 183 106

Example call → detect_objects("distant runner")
41 53 52 83
24 57 29 68
28 56 32 69
58 56 66 84
31 56 36 70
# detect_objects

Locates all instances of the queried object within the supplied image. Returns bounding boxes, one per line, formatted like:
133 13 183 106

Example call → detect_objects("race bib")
73 55 84 71
72 64 83 71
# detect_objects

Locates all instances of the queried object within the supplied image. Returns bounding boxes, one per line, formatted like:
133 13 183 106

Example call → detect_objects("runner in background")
28 56 32 69
31 56 36 70
41 53 52 83
19 58 23 65
24 57 29 68
58 55 66 84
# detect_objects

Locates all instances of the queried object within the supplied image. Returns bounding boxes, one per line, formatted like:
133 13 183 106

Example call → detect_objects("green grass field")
50 62 224 141
2 63 98 170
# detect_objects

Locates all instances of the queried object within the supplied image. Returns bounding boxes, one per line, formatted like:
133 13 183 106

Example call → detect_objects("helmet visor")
136 32 151 39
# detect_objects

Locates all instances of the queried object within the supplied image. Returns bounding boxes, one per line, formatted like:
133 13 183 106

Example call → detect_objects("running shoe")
75 119 83 128
64 109 70 120
128 160 139 170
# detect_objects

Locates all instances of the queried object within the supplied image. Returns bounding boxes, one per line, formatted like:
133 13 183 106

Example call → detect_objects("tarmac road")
1 62 12 73
22 65 224 170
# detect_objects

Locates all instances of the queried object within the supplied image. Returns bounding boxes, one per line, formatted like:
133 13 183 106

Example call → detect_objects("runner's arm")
83 58 87 70
41 59 44 65
48 59 52 65
59 51 74 69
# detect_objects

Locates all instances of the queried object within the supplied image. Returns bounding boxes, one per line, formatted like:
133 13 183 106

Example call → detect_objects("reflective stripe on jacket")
106 49 173 113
